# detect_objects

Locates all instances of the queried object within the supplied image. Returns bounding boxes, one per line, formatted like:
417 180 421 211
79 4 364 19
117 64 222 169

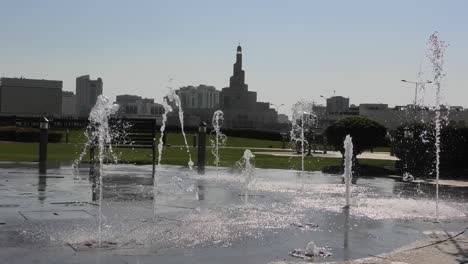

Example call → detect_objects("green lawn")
0 128 396 172
0 142 82 163
58 130 286 149
372 146 391 152
0 139 395 173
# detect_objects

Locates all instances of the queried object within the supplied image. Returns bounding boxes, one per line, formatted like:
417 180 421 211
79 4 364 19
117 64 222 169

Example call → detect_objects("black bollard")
152 119 156 178
89 140 98 201
39 117 49 174
89 139 97 178
65 129 69 144
197 122 207 175
152 136 156 177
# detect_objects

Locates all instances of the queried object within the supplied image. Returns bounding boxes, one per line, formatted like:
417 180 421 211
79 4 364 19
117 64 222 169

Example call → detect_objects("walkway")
253 150 399 161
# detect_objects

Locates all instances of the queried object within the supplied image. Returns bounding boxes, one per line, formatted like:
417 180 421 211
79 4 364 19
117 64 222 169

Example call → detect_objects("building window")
181 95 186 106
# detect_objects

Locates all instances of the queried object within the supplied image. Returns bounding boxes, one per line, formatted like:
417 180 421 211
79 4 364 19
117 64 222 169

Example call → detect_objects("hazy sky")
1 0 467 115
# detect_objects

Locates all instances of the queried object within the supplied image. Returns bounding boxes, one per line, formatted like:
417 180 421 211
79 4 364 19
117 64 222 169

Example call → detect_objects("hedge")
0 126 63 143
393 123 468 179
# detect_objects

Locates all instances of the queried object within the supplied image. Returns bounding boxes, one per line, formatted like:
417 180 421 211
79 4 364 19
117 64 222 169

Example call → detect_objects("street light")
271 103 285 113
319 95 328 107
401 80 432 105
300 111 311 172
39 117 49 174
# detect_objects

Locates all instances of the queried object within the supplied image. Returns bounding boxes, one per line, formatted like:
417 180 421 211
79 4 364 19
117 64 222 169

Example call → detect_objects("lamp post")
401 80 432 105
387 131 395 156
402 126 414 176
301 111 312 172
271 103 285 113
280 132 288 149
65 129 69 144
319 95 328 154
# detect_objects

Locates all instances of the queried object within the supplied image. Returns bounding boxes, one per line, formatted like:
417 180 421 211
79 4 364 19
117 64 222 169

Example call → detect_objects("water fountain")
236 149 256 204
402 172 415 182
289 241 332 260
3 33 468 264
74 95 119 247
211 110 227 173
426 31 448 221
290 100 316 173
305 241 320 257
343 135 353 208
153 86 193 216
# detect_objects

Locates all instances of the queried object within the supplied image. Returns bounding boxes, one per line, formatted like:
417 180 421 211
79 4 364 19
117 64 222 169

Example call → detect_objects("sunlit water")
290 100 317 174
210 110 227 173
73 95 120 247
235 149 256 204
426 31 448 221
153 86 194 217
343 135 353 208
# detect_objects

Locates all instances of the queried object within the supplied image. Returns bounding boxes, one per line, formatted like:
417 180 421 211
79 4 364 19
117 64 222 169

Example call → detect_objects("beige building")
316 101 468 132
76 75 103 117
358 104 468 130
0 77 62 116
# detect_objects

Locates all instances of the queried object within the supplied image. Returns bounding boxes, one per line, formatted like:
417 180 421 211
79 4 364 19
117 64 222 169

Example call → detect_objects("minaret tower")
229 44 246 89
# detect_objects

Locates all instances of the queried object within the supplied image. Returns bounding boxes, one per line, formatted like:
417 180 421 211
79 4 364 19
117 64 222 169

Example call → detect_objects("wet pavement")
0 162 467 263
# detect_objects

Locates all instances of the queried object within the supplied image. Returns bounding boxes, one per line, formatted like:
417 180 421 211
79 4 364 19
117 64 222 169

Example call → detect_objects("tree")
325 117 387 183
325 117 387 159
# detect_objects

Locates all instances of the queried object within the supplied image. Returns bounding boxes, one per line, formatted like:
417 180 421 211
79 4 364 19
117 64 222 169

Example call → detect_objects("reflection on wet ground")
0 162 467 263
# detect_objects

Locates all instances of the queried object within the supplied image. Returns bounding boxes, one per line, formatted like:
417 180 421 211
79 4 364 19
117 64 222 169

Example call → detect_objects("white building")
177 85 220 109
175 85 220 122
115 94 164 118
76 75 103 117
61 91 76 116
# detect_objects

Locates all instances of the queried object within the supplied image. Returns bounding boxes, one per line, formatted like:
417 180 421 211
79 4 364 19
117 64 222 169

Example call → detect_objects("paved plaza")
0 162 467 263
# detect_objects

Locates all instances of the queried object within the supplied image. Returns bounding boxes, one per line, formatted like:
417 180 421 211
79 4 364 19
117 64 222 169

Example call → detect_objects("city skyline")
1 0 467 116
